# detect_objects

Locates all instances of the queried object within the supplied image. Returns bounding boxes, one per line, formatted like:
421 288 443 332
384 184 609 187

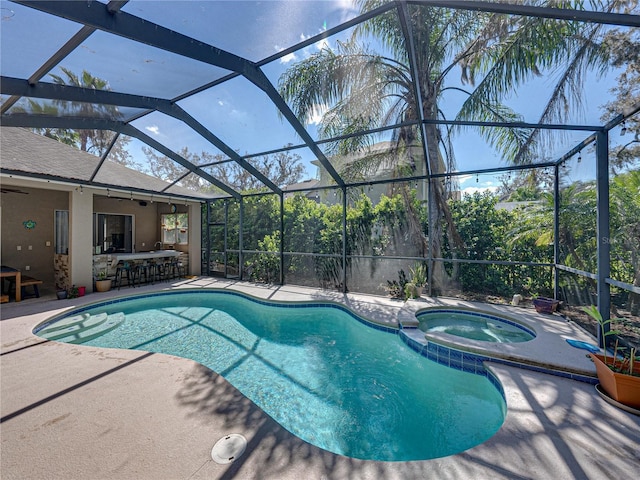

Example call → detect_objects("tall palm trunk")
422 101 462 293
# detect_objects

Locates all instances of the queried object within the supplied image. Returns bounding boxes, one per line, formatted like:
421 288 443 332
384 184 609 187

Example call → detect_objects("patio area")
1 278 638 480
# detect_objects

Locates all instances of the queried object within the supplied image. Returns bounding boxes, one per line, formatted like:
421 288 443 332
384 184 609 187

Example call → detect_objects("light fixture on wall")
107 188 110 198
620 121 627 136
150 194 154 204
130 191 133 201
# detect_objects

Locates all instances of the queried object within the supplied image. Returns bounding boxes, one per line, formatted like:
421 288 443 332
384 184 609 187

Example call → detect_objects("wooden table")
1 266 22 302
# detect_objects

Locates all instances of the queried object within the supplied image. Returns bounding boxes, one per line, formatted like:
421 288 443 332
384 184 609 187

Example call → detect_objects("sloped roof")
0 127 205 199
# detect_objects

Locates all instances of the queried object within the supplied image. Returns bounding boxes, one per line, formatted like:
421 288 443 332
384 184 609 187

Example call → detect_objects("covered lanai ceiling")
1 0 639 200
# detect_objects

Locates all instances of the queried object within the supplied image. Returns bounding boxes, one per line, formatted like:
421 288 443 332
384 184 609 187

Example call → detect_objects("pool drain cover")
211 434 247 464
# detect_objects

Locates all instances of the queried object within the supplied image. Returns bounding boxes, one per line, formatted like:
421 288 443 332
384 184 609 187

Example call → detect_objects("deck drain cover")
211 434 247 464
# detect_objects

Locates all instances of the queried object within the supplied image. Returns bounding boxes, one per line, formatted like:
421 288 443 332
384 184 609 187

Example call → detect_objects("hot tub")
417 309 535 343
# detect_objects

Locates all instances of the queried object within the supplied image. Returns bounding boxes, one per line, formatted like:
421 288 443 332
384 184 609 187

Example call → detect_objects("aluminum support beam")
342 187 348 293
0 77 282 193
90 132 120 182
553 164 560 299
279 193 285 286
14 1 248 72
239 199 244 281
1 113 240 199
13 1 346 188
410 0 640 27
595 130 611 347
0 0 128 114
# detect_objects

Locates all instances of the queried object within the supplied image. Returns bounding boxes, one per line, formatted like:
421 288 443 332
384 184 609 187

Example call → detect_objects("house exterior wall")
70 189 94 293
0 186 68 294
93 195 159 252
0 182 202 296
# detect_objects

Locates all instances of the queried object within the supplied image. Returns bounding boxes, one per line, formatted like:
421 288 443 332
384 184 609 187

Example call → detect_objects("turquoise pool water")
35 291 506 461
418 310 535 343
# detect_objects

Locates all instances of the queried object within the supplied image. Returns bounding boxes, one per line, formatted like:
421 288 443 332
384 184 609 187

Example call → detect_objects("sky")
1 0 631 196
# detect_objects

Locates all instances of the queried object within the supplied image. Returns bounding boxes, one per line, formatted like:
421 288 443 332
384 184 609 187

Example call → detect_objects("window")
54 210 69 254
162 213 188 245
93 214 133 253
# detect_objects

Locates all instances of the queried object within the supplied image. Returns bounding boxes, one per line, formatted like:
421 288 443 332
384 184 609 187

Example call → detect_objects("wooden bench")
6 275 43 299
20 276 43 298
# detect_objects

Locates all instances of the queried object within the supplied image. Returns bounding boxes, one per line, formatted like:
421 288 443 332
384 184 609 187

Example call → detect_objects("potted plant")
95 270 112 292
533 296 560 314
410 263 427 297
404 282 420 299
583 305 640 409
67 285 79 299
385 270 409 299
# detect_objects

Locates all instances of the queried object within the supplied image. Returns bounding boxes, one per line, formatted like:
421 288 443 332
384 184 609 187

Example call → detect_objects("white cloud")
461 186 499 197
295 31 331 60
315 38 330 51
280 51 297 64
275 43 298 64
145 125 160 135
217 100 224 106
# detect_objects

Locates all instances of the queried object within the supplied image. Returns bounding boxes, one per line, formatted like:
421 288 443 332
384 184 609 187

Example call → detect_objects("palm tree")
279 0 622 292
12 98 79 146
49 67 123 155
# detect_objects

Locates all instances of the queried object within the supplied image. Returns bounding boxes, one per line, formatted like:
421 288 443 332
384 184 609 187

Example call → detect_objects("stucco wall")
93 196 160 252
0 187 197 294
0 186 68 293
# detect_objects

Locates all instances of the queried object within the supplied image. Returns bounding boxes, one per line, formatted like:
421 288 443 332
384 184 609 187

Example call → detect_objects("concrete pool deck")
1 278 639 479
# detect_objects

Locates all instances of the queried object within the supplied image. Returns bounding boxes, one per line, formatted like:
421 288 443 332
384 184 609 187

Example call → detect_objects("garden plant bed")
562 305 640 351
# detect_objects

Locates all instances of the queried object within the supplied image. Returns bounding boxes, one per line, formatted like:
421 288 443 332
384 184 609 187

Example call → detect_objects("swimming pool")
418 309 535 343
35 290 506 461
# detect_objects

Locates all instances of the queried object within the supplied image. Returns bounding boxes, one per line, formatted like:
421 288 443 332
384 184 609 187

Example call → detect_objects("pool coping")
32 287 598 388
400 298 600 382
2 278 639 480
32 287 400 336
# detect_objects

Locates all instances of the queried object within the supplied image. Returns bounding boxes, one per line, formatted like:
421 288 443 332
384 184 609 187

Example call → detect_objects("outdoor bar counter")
93 250 187 281
107 250 181 267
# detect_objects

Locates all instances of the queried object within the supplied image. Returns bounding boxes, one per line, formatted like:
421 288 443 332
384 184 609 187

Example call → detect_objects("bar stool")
163 257 175 281
115 261 136 289
134 260 153 286
147 260 161 284
152 259 167 282
171 258 185 279
166 257 184 279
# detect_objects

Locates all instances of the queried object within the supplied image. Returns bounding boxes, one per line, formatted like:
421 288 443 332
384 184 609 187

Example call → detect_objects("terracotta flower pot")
95 279 112 292
590 353 640 409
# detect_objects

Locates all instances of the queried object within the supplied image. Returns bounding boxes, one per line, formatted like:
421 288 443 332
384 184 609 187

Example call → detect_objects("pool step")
40 312 124 344
39 313 107 339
